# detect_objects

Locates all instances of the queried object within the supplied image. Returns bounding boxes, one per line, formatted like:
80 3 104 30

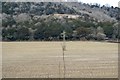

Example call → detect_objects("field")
2 41 118 78
0 42 2 79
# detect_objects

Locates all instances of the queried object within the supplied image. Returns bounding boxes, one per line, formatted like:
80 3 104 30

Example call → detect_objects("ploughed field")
0 42 2 79
2 41 118 78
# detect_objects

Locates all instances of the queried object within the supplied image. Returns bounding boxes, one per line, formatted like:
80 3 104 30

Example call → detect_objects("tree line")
2 17 119 41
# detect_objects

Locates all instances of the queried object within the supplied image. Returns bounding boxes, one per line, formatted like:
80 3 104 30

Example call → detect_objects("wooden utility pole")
62 31 66 79
59 62 61 79
63 31 66 51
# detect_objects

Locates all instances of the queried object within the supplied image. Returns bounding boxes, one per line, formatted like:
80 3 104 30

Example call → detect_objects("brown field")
0 42 2 79
2 41 118 78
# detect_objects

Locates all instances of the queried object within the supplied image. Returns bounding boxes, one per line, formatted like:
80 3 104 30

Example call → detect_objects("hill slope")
1 2 120 41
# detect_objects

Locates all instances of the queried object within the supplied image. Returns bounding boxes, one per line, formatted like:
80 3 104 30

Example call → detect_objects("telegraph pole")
62 31 66 79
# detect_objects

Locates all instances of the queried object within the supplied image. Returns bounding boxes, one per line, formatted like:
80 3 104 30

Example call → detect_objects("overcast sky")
79 0 119 7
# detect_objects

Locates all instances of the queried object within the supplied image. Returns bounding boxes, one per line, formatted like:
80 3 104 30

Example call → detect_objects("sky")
79 0 120 7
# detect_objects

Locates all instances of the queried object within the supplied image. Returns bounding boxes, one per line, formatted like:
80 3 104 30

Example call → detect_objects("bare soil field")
2 41 118 78
0 42 2 79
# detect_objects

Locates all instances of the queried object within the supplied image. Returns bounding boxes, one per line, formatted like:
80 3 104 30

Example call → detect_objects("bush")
96 33 106 41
